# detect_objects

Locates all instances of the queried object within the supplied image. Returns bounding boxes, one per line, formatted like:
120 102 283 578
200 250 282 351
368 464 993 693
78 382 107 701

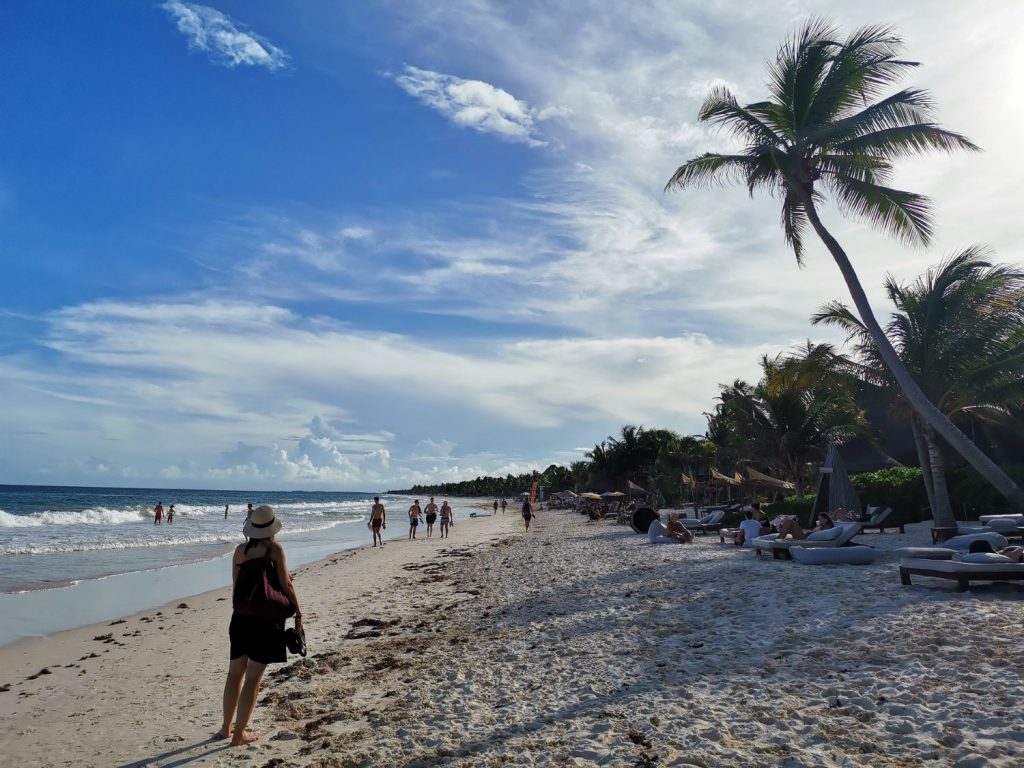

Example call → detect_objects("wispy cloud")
161 1 289 70
392 65 553 146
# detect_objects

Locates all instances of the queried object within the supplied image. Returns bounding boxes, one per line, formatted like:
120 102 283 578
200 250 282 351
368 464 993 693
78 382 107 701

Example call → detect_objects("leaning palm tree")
813 246 1024 524
666 19 1024 512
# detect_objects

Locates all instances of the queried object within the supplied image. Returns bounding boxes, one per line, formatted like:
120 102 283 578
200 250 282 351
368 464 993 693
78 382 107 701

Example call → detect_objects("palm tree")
813 247 1024 524
718 345 868 495
666 19 1024 512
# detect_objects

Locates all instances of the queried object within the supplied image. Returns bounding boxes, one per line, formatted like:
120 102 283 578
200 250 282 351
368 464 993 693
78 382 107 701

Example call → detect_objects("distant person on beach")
225 504 230 519
500 498 507 514
733 509 764 547
493 499 499 514
665 513 694 543
439 500 453 538
220 505 302 747
167 504 175 525
776 512 834 540
370 497 386 547
246 504 254 522
425 497 439 537
408 500 422 540
153 502 164 525
522 500 534 532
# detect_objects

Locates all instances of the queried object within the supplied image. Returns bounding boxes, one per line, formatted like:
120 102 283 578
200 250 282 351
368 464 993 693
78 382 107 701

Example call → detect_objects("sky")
1 1 1022 491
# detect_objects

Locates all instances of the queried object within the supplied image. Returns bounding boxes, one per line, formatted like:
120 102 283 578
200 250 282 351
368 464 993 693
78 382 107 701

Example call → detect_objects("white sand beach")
2 511 1023 767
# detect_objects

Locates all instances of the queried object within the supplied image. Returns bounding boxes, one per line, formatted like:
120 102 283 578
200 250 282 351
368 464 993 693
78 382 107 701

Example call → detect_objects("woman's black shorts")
229 612 286 665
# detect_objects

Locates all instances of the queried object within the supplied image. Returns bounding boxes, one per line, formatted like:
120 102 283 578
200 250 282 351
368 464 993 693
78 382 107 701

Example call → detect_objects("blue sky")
1 1 1022 490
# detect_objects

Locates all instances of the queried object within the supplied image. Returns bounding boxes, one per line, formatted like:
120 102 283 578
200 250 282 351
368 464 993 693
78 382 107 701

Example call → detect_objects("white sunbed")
899 557 1024 591
679 509 726 533
752 521 861 559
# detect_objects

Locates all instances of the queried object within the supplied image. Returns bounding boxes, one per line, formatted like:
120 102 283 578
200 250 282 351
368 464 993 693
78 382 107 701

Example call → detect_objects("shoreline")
3 513 1023 767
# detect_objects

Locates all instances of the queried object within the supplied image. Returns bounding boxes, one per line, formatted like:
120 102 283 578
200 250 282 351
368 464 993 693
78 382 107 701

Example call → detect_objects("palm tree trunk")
798 192 1024 514
922 424 955 527
911 415 938 521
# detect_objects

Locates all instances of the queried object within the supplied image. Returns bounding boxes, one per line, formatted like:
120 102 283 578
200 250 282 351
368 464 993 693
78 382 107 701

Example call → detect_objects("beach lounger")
791 545 879 565
680 509 726 535
752 522 861 559
899 557 1024 591
857 506 903 534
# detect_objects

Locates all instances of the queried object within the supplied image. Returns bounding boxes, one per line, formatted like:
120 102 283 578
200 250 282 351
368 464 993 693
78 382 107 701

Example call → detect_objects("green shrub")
850 466 927 523
765 495 816 526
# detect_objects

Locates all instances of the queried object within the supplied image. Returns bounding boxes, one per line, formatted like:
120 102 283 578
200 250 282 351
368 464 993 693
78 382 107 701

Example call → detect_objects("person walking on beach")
408 500 422 540
424 496 439 537
522 499 534 532
439 500 453 538
153 501 164 525
370 497 386 547
225 504 230 519
500 498 507 514
246 503 253 522
493 499 499 514
167 504 176 525
219 505 302 747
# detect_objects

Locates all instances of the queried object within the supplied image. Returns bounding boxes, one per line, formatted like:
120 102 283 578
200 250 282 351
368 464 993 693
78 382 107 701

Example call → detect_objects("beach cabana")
811 444 862 521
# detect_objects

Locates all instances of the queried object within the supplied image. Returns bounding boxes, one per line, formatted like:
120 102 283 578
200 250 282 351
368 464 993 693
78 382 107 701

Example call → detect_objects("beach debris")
176 603 189 609
108 619 126 626
92 633 113 642
0 684 10 693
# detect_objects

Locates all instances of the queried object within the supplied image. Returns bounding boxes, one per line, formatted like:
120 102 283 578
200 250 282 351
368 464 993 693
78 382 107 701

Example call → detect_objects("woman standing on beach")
219 505 302 746
522 499 534 532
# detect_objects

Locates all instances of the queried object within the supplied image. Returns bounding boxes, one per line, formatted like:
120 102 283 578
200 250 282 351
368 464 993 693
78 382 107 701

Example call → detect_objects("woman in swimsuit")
439 500 453 538
522 500 534 532
408 500 422 540
219 505 302 746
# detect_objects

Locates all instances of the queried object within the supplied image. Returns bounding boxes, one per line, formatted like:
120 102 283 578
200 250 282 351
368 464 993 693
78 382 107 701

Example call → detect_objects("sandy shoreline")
2 511 1023 767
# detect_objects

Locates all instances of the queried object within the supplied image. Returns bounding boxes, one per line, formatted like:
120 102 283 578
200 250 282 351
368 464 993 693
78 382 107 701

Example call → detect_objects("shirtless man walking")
424 497 439 537
408 499 422 540
153 501 164 525
370 497 386 547
439 500 454 538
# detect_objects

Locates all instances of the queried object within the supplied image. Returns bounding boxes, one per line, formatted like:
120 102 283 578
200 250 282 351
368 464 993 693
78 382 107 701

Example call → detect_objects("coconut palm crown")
667 19 1024 514
666 19 977 261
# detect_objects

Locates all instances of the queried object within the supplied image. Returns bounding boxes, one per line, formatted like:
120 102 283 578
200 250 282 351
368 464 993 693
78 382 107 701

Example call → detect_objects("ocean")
0 485 417 594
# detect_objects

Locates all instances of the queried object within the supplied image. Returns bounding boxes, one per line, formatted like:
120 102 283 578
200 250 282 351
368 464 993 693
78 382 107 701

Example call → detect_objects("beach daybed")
752 522 861 559
899 557 1024 591
791 545 878 565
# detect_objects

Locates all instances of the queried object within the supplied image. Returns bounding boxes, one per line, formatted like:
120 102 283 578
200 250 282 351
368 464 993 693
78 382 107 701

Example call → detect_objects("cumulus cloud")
161 1 289 70
393 65 552 146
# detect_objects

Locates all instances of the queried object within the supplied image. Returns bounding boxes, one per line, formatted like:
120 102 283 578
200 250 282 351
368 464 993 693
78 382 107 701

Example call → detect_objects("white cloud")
393 65 552 146
161 1 289 70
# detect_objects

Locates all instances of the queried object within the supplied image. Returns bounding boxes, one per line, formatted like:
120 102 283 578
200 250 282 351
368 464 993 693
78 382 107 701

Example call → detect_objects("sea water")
0 485 413 593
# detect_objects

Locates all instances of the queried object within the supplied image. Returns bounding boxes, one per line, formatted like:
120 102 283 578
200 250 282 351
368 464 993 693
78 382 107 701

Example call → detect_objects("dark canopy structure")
811 444 862 520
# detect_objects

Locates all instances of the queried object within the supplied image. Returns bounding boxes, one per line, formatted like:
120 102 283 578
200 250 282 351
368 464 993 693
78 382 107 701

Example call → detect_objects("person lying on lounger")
967 539 1024 562
664 513 694 543
775 512 834 541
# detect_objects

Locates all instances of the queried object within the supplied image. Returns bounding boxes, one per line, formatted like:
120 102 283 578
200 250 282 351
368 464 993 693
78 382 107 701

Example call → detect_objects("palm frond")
807 88 935 146
830 176 933 245
699 87 783 144
837 124 980 158
664 153 761 191
780 190 810 264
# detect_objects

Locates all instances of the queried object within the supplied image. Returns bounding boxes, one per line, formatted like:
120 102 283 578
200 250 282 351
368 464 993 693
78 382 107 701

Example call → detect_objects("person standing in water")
167 504 176 525
153 501 164 525
225 504 230 519
500 498 507 514
246 504 254 522
522 499 534 532
439 500 453 538
493 499 498 514
370 497 386 547
408 499 422 540
424 497 438 537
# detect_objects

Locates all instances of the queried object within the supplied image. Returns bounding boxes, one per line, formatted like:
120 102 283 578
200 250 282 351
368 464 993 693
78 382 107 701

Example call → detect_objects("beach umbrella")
601 491 625 498
580 492 602 500
629 507 659 534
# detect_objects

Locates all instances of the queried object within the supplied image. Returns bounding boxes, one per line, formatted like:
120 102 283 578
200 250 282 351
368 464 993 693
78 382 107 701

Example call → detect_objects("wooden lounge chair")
857 506 904 534
899 557 1024 591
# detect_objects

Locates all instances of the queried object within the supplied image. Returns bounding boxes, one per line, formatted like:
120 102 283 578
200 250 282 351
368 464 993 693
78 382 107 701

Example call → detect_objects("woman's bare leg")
777 519 805 540
218 656 247 738
230 660 268 746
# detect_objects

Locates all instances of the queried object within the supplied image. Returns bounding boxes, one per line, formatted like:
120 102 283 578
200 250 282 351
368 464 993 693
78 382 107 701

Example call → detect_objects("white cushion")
943 532 1009 551
807 526 844 542
985 518 1019 530
956 552 1013 563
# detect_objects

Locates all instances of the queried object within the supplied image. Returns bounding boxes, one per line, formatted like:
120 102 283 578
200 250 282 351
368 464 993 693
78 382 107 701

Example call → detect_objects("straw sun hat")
243 504 282 539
